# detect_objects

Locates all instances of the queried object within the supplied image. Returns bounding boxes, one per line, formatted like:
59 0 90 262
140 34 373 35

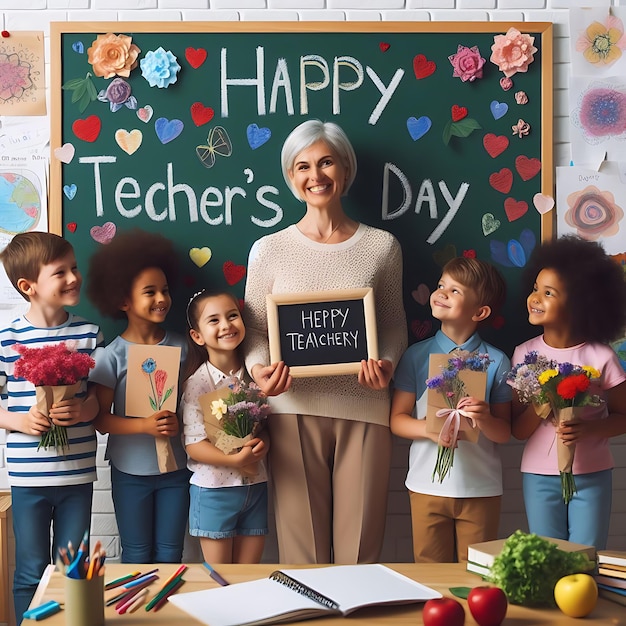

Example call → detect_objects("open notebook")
168 564 441 626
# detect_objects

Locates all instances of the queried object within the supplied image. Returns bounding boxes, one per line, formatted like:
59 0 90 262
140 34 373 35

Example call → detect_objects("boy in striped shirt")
0 232 102 624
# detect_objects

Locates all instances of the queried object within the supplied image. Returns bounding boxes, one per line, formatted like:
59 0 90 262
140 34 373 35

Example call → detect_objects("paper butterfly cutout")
196 126 233 168
490 228 536 268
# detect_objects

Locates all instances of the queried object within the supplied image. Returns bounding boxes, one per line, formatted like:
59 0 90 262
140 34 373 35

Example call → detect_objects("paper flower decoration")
576 16 626 66
565 185 624 240
140 47 181 88
87 33 140 79
448 44 485 82
0 53 33 100
97 77 137 112
578 86 626 139
490 28 537 77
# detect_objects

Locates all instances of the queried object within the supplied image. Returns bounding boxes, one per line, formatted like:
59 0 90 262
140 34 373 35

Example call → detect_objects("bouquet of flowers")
508 352 602 503
202 378 271 476
13 341 95 452
425 350 492 482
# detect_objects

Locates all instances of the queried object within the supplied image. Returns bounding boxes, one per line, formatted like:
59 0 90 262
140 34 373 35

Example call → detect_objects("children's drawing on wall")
0 31 46 116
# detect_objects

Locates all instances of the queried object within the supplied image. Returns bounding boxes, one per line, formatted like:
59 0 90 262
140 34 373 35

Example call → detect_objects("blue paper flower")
140 47 181 88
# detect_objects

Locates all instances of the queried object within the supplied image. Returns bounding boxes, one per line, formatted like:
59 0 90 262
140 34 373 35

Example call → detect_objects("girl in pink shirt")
511 236 626 549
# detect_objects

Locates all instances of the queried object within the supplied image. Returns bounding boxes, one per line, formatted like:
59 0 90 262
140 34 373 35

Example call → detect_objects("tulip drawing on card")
141 358 174 411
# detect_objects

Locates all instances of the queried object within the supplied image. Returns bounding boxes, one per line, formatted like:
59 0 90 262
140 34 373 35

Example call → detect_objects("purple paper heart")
155 117 184 144
246 124 271 150
407 116 432 141
490 100 508 120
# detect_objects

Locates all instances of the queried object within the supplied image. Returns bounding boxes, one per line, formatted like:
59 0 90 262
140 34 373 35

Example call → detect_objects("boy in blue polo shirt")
390 257 511 563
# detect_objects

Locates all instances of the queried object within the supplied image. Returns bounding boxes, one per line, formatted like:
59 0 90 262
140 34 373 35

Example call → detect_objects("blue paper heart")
246 124 271 150
72 41 84 54
490 100 508 120
407 116 432 141
63 184 77 200
155 117 184 144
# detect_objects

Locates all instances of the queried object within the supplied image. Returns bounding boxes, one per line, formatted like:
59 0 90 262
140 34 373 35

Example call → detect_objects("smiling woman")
243 120 408 565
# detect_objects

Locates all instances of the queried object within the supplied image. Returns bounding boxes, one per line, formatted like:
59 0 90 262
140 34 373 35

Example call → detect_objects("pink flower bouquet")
13 342 95 452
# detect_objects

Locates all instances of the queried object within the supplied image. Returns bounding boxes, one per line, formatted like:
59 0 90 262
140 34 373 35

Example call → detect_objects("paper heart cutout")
90 222 116 244
481 213 501 236
66 222 77 233
185 47 207 69
379 42 390 52
413 54 436 79
483 133 509 158
72 115 101 143
490 100 509 120
223 261 246 286
433 243 456 267
63 184 77 200
71 41 84 54
411 283 430 306
189 247 212 267
407 116 432 141
24 206 38 218
410 319 432 341
515 155 541 181
191 102 215 127
115 129 143 155
247 124 271 149
54 143 75 164
155 117 184 144
533 193 555 214
137 105 153 123
451 105 468 122
504 198 529 222
489 168 513 194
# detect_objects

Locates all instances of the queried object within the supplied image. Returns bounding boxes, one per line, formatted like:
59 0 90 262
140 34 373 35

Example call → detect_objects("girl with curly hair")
87 229 190 563
511 235 626 549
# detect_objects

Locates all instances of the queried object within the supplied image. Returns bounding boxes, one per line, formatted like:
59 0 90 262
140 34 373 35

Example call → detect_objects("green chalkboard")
50 22 553 353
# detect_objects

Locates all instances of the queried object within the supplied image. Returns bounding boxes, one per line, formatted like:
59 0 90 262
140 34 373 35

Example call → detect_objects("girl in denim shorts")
181 290 269 563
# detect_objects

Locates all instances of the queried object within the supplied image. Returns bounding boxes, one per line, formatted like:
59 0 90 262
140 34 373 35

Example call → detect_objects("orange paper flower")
87 33 140 79
490 27 537 78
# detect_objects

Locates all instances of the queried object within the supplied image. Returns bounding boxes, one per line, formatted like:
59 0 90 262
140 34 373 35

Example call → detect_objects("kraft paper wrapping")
425 354 484 444
155 438 178 473
555 406 580 474
34 382 81 417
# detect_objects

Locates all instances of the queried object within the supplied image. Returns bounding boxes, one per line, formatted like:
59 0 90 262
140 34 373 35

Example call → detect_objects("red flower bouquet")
13 342 95 452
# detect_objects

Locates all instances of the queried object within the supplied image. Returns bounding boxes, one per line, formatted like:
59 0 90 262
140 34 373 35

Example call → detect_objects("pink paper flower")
491 28 537 78
448 44 485 82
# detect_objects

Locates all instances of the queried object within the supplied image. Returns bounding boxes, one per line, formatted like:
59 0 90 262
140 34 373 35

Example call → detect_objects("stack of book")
467 536 596 579
595 550 626 606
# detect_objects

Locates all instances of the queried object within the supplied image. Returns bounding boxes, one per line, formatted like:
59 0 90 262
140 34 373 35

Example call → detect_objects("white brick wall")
0 0 625 568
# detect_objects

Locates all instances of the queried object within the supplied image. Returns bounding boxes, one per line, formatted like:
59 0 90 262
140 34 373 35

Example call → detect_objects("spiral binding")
269 571 340 611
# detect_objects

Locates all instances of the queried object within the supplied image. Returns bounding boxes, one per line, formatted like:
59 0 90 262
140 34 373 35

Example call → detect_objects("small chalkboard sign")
267 289 378 377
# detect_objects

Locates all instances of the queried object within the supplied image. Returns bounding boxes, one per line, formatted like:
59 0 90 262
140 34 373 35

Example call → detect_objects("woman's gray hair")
280 120 358 200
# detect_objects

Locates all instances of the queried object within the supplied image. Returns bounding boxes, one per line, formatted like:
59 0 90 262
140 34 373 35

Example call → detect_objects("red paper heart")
504 198 529 222
489 168 513 194
379 42 390 52
190 102 215 127
66 222 77 233
483 133 509 158
410 319 432 341
451 105 468 122
413 54 436 79
223 261 246 286
72 115 101 143
515 155 541 181
185 47 207 69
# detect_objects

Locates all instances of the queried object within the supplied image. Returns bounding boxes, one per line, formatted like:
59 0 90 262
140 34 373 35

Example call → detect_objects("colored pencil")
202 561 230 586
105 571 141 590
152 578 185 612
145 575 185 611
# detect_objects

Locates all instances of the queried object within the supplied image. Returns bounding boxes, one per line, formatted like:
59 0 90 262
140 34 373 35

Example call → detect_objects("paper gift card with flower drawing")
125 344 181 473
425 351 491 482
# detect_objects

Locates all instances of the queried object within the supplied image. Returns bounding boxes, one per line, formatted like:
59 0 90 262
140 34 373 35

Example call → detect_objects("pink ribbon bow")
435 397 475 448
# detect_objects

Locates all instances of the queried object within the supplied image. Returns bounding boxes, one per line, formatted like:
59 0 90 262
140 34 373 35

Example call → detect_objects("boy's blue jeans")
111 465 190 563
11 483 93 625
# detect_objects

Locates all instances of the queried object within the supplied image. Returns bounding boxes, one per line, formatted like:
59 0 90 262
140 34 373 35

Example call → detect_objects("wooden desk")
25 562 626 625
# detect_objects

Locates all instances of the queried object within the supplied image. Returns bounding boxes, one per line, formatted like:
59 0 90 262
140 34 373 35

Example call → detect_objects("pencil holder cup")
64 575 104 626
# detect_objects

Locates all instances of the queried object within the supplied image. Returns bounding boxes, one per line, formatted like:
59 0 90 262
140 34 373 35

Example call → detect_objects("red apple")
423 597 465 626
467 586 508 626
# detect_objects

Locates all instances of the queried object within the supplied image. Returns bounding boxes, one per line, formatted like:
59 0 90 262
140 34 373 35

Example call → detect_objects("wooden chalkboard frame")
49 22 553 355
267 288 378 377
